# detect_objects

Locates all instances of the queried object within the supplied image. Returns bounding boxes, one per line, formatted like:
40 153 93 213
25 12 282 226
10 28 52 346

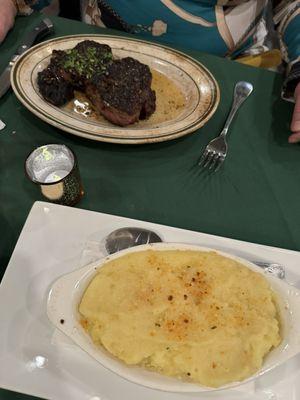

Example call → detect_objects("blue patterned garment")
30 0 51 11
85 0 300 100
16 0 300 99
100 0 228 55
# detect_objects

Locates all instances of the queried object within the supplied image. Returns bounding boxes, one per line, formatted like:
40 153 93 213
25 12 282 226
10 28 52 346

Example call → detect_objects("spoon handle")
221 81 253 137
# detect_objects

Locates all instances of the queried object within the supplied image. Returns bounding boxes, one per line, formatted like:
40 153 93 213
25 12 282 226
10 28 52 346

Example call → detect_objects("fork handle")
221 81 253 136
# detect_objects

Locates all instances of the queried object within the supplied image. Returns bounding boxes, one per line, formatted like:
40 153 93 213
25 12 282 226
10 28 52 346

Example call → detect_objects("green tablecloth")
0 12 299 400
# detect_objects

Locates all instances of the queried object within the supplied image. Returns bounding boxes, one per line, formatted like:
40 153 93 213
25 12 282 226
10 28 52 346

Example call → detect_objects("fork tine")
198 148 209 165
214 155 225 172
203 151 215 168
209 153 220 170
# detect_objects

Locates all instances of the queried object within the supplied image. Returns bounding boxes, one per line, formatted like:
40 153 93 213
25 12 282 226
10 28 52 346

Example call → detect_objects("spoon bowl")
105 227 162 255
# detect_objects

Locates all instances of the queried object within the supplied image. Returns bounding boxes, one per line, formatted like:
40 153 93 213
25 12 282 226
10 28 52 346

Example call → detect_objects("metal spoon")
105 227 162 255
104 227 285 279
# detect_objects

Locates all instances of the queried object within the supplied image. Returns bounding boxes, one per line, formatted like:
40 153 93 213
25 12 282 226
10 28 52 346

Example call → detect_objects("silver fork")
199 81 253 171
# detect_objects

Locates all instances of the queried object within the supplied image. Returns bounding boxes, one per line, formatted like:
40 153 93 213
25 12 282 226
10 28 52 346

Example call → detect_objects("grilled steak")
38 41 113 105
37 41 156 125
52 41 113 89
37 64 74 106
86 57 156 126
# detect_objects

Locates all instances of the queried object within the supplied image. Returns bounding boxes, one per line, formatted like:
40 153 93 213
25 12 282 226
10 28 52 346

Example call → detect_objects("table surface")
0 12 299 400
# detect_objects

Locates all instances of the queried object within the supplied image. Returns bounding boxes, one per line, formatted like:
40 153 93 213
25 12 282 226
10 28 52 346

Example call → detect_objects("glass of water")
25 144 84 206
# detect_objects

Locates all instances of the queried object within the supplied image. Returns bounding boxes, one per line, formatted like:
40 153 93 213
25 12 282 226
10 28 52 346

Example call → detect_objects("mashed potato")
79 249 281 387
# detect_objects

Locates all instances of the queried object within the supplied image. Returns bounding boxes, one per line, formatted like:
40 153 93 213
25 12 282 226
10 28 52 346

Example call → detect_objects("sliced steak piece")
37 64 74 106
85 57 156 126
38 41 113 105
52 41 113 89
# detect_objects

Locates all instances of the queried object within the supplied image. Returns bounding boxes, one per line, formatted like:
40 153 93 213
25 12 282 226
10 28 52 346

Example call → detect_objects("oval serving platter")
47 243 300 392
11 34 220 144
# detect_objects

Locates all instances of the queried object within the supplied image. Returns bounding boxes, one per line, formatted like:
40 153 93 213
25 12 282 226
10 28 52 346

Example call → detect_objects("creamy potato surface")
79 250 281 387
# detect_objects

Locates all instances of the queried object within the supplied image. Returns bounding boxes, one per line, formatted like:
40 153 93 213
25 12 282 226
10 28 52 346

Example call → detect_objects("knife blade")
0 18 54 98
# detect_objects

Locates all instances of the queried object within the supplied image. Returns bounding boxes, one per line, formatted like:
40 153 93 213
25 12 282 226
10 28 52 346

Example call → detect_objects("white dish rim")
47 242 300 393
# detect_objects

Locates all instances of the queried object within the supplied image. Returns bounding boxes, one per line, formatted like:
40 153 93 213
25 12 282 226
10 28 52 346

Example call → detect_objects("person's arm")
0 0 51 44
275 0 300 142
289 74 300 143
0 0 17 43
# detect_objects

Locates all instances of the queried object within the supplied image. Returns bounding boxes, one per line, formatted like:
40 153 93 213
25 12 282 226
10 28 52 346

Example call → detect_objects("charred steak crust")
60 41 112 81
37 64 74 106
37 41 156 126
140 87 156 120
86 57 156 126
52 41 113 86
37 41 113 104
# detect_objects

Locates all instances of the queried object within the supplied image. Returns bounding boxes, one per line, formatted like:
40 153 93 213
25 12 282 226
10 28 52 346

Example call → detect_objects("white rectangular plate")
1 201 300 400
